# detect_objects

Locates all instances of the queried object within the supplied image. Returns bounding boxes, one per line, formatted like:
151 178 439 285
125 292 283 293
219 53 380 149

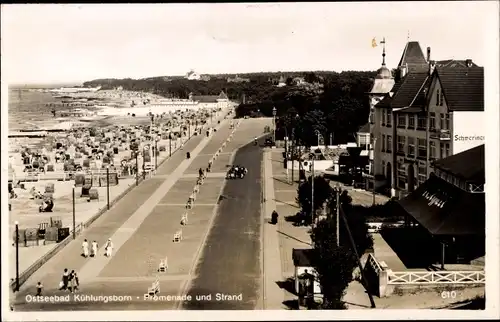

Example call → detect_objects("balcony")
430 129 451 141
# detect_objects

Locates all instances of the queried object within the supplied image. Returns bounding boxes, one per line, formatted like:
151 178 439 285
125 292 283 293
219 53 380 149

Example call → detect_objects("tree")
310 219 357 309
296 175 333 222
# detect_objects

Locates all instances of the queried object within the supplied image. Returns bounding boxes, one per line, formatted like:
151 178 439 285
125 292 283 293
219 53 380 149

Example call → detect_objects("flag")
372 38 377 48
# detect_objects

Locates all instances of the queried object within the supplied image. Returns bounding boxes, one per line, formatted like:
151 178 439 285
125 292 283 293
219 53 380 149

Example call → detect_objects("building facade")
367 40 484 198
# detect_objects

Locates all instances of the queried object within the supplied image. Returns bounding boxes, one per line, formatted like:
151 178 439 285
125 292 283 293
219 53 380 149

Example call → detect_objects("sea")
7 88 62 131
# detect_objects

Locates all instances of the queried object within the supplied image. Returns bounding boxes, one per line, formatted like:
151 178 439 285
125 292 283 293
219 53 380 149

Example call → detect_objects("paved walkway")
11 111 231 309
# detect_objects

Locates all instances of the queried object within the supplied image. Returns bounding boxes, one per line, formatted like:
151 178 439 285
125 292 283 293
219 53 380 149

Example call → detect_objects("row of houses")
357 40 485 198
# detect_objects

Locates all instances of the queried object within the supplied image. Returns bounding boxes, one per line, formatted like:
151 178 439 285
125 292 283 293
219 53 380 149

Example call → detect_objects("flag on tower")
372 38 377 48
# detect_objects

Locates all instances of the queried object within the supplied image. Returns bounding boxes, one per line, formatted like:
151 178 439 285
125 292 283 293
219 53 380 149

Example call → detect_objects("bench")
181 213 188 226
158 257 168 273
173 230 182 243
145 278 160 298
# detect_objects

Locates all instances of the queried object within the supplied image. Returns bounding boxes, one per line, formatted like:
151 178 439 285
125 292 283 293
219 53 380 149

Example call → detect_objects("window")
436 89 441 106
397 135 406 155
387 135 392 153
397 114 407 128
407 137 416 157
440 90 445 106
440 144 444 159
369 109 374 124
445 114 450 130
409 115 415 129
418 138 426 159
397 162 407 189
440 113 445 129
417 115 426 130
429 112 436 130
382 134 386 152
387 110 392 127
445 143 450 157
430 141 436 159
418 163 427 185
382 109 386 126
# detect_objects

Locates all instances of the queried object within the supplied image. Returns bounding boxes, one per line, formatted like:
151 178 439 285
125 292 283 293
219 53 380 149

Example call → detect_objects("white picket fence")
387 271 486 285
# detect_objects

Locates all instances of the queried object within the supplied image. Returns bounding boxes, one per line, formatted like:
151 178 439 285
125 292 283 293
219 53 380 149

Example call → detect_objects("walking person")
68 270 79 293
90 240 98 258
59 268 70 291
82 239 89 258
104 238 114 257
36 282 43 296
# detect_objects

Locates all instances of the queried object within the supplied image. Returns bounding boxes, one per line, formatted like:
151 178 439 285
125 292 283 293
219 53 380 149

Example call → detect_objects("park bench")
173 229 183 243
181 213 188 226
145 277 160 298
158 257 168 273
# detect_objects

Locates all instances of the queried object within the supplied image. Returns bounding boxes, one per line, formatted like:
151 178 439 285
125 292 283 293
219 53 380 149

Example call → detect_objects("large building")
361 39 484 198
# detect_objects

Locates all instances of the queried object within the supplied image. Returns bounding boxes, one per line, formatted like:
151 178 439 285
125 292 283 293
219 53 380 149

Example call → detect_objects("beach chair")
145 277 160 298
186 199 193 210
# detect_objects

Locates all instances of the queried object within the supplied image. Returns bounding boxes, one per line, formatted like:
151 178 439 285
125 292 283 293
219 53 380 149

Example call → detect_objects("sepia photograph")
1 2 499 320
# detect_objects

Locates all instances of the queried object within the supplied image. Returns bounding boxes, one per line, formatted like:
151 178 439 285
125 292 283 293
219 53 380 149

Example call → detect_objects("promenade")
11 116 272 311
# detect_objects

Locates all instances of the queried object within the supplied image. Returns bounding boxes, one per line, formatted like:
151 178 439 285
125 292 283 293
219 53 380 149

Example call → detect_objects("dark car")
265 138 274 147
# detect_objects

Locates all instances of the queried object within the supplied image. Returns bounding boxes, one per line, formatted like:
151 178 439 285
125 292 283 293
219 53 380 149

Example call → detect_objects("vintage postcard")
2 2 499 320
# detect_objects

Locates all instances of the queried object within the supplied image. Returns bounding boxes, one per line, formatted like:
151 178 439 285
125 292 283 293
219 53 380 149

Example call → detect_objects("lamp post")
334 184 341 247
169 133 172 158
272 106 277 145
143 144 149 180
291 114 300 185
106 166 110 210
372 137 377 206
291 128 295 185
135 150 139 186
15 221 19 292
155 136 159 170
310 153 315 228
72 186 76 239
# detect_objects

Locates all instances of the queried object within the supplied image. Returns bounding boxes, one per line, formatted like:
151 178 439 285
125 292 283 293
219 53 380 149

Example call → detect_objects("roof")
432 144 484 183
357 123 370 133
369 77 395 94
192 91 227 103
398 41 428 71
436 59 479 68
397 174 485 236
391 72 429 109
436 67 484 111
397 75 432 113
292 248 315 267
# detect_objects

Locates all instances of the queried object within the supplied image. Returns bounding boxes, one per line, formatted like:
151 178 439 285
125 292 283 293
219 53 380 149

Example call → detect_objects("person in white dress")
81 239 89 258
104 238 114 257
90 240 98 258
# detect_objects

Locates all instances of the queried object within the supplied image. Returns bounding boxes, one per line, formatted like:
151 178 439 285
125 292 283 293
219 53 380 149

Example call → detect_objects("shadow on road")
343 301 372 309
277 231 312 246
282 299 299 310
272 176 290 186
276 277 296 295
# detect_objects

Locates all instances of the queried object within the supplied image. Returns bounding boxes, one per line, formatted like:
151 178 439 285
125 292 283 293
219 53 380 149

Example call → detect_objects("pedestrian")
36 282 43 296
82 239 89 258
69 270 79 293
90 240 98 258
104 238 114 257
60 268 69 291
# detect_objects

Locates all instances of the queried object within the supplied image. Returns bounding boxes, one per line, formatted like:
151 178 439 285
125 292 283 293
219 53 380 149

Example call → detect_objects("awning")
397 174 485 236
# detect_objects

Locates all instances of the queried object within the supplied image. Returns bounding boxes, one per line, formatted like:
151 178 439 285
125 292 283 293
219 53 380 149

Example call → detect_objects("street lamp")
310 153 315 228
155 136 160 171
291 114 300 185
106 165 110 210
143 144 150 180
334 183 341 247
14 221 19 292
135 150 139 186
169 133 172 158
372 137 377 206
72 186 76 239
272 106 277 145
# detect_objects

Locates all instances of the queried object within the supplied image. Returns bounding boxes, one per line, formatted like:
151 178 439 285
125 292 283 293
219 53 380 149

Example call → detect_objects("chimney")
465 59 473 67
427 47 431 62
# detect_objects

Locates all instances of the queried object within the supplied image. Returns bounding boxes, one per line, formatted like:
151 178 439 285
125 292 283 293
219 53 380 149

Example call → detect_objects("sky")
1 2 498 85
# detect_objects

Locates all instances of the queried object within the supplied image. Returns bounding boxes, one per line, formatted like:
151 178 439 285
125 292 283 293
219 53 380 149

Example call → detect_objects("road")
11 117 272 312
180 136 265 310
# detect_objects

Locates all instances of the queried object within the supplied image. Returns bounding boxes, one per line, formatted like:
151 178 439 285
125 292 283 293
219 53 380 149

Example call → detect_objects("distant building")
189 91 230 110
200 75 211 81
227 75 250 83
293 77 308 86
185 70 201 80
276 75 287 87
365 38 484 198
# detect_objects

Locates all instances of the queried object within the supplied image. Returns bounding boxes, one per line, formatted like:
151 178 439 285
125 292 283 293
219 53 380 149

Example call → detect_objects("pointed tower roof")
218 91 228 100
398 41 428 72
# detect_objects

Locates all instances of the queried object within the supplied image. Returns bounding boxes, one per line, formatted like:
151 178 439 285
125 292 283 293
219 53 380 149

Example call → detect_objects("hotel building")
360 40 484 198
